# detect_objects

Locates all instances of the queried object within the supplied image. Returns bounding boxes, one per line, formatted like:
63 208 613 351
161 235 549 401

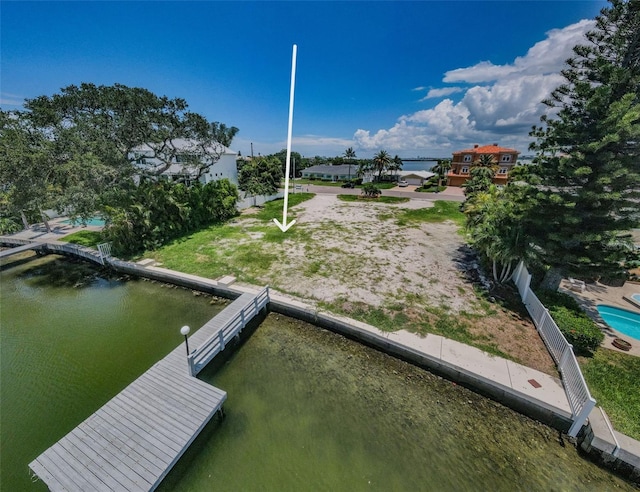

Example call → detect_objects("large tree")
1 83 236 224
238 156 283 198
0 111 56 230
523 0 640 289
26 83 231 179
343 147 357 181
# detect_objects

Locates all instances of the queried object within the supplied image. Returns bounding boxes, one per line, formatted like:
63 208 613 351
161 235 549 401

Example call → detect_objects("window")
498 167 508 174
463 155 472 162
500 155 511 162
461 166 469 174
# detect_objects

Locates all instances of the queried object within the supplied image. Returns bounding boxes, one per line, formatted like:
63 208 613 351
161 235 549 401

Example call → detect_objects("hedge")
536 290 604 354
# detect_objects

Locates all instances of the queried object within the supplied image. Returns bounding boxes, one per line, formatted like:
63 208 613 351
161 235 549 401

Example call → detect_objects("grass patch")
580 349 640 440
59 230 103 248
321 299 509 359
398 200 465 227
337 195 409 204
256 193 315 221
356 182 396 190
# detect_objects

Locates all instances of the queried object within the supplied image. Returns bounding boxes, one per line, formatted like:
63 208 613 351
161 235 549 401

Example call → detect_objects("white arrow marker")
273 44 298 233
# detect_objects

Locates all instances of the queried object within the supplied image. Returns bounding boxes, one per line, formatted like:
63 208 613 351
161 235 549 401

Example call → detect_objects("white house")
301 164 357 182
396 171 436 186
131 139 239 186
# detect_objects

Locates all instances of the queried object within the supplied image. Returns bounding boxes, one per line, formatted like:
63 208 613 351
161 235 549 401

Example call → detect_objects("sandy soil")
237 194 557 375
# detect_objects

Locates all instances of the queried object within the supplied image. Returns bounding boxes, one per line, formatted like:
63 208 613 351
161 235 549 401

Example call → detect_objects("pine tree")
524 0 640 290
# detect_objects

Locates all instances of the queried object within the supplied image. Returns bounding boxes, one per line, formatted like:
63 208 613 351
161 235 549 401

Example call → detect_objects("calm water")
1 255 634 491
0 254 223 491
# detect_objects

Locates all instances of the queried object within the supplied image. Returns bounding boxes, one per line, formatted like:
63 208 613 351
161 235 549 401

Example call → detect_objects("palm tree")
475 153 496 168
390 155 403 180
466 189 527 284
372 150 391 182
344 147 356 181
432 159 452 188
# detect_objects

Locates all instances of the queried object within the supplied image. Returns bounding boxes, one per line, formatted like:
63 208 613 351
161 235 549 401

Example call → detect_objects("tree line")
0 83 240 253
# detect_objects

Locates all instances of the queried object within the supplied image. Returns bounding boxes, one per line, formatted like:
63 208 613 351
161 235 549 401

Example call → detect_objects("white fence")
236 192 284 210
97 242 113 265
512 261 596 437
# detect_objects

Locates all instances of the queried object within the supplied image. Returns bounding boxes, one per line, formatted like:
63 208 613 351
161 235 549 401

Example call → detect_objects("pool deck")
559 279 640 357
1 217 104 243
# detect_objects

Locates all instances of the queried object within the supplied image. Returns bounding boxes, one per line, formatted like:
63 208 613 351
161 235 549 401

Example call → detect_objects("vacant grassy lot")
145 194 556 374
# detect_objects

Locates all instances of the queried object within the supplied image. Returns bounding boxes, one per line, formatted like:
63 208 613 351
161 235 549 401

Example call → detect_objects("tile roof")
453 144 519 155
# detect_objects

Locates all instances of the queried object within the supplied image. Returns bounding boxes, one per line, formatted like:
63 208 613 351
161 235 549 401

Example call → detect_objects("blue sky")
1 1 607 158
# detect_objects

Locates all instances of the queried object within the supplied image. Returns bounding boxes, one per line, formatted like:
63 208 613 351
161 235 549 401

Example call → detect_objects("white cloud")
444 19 594 83
354 19 594 156
0 92 25 107
421 87 464 100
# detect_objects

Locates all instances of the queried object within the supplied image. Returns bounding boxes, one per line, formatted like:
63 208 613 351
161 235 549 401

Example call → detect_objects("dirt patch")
231 194 557 375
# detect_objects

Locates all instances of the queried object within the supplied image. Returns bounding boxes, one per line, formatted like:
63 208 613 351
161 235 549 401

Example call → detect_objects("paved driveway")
303 184 466 202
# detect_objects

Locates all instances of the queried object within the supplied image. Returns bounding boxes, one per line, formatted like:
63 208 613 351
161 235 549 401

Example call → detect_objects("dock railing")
512 261 596 437
187 286 270 376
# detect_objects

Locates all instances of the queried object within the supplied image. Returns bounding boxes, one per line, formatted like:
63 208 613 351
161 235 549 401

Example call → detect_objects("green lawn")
580 349 640 440
143 193 316 283
397 200 465 227
59 230 103 248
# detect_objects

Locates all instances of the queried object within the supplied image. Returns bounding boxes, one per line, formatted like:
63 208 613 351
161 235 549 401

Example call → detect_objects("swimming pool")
61 216 105 227
632 293 640 303
597 305 640 342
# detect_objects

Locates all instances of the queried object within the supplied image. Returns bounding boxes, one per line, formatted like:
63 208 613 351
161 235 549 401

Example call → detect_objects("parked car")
398 180 409 187
341 181 355 188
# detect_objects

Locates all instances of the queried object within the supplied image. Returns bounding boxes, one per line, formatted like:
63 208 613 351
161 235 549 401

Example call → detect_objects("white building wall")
200 150 239 186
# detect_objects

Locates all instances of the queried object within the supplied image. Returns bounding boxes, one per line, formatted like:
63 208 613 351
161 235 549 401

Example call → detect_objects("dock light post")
180 325 190 356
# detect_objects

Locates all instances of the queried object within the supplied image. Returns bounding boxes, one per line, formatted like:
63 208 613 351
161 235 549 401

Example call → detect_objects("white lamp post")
180 325 191 356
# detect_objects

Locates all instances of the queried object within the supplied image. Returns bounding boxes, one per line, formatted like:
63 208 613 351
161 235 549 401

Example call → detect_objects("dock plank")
29 287 268 491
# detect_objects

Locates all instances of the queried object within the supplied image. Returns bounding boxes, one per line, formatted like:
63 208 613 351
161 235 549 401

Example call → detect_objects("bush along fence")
511 261 596 437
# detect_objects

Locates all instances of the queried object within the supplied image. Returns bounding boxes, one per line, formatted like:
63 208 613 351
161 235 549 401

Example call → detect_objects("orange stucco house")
447 144 520 187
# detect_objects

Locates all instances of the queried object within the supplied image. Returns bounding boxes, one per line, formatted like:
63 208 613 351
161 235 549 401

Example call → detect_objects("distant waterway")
402 160 438 171
1 255 634 491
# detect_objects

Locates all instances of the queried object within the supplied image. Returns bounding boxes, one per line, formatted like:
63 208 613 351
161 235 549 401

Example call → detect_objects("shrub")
535 289 604 354
549 306 604 354
361 182 381 198
103 179 238 257
0 217 22 235
536 289 583 311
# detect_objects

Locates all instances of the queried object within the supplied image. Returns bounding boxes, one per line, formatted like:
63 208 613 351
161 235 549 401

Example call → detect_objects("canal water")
1 255 634 491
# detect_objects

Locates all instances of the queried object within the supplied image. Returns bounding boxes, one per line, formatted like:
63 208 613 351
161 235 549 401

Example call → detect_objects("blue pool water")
62 216 105 227
632 293 640 303
597 305 640 341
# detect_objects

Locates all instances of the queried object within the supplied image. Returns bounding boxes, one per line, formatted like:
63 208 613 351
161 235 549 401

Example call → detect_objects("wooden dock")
29 288 269 491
